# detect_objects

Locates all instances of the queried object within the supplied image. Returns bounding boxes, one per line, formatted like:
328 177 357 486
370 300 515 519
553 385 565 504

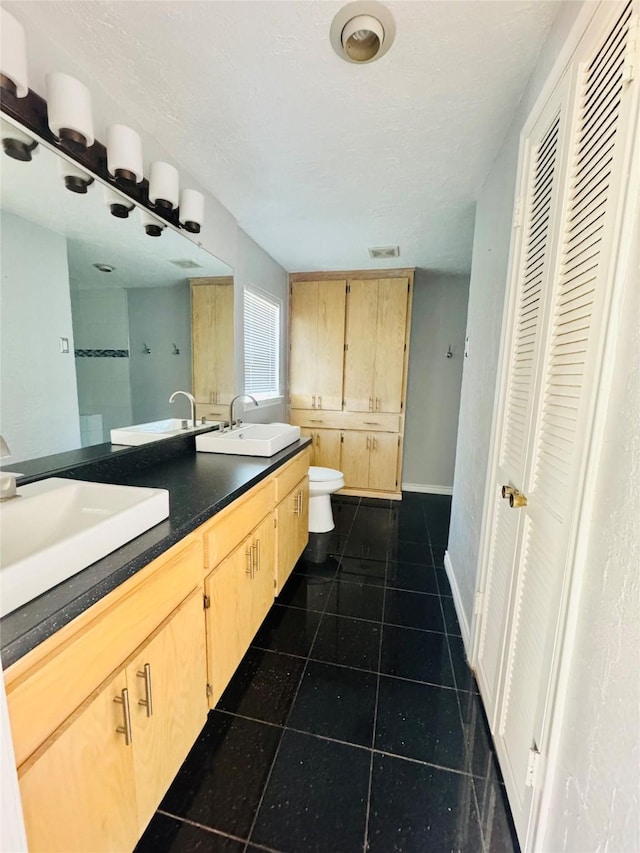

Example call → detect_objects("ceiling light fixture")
45 72 94 152
330 1 395 64
93 263 115 273
0 9 29 98
369 245 400 259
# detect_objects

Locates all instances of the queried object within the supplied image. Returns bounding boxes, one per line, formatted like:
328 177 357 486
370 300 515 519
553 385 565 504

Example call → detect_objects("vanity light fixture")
45 72 94 152
0 9 29 98
1 118 38 162
140 208 166 237
104 186 134 219
329 2 396 64
148 161 179 211
93 263 115 273
179 188 204 234
58 157 94 194
106 124 143 185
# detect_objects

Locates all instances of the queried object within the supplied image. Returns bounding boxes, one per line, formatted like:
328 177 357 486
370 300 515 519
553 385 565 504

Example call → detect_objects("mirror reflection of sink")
196 423 301 457
0 478 169 618
111 418 220 446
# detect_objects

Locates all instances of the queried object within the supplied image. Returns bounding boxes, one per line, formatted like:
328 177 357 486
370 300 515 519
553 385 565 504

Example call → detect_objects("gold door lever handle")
509 489 527 509
501 485 515 499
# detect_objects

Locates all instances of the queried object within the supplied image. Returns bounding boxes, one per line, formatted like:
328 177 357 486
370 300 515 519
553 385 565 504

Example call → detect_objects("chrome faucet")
228 394 258 430
169 390 197 428
0 435 18 502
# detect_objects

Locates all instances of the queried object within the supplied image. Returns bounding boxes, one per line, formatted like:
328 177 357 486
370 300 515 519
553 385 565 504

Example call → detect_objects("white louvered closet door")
474 83 569 726
484 1 638 846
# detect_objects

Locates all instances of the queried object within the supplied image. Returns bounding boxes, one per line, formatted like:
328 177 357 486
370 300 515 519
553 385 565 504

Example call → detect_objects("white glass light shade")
45 72 94 148
179 188 204 233
148 161 179 210
0 9 28 97
140 208 166 237
106 124 143 184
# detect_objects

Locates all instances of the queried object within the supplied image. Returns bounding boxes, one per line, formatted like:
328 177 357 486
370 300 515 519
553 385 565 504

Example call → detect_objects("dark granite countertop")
0 439 311 669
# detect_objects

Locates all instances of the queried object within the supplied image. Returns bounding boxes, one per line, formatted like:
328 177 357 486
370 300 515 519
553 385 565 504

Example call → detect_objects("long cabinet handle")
366 436 371 450
256 538 261 573
376 397 381 411
312 395 316 408
246 546 254 577
369 397 373 412
309 419 324 423
364 421 380 426
114 688 133 745
137 663 153 717
299 490 303 515
318 395 322 409
294 492 301 516
373 437 377 451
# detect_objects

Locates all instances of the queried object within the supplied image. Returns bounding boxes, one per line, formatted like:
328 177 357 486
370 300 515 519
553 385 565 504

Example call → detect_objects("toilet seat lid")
309 466 343 482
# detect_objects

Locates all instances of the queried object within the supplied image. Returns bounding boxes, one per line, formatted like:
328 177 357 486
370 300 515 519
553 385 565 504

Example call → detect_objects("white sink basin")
196 423 301 457
0 478 169 617
111 418 220 446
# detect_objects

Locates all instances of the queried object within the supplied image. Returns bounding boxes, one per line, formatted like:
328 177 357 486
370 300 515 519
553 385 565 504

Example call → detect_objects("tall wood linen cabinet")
288 270 413 500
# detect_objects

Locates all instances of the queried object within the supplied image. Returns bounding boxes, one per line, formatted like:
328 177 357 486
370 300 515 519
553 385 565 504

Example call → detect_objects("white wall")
403 270 469 492
539 137 639 853
0 210 80 463
127 284 192 425
447 1 586 624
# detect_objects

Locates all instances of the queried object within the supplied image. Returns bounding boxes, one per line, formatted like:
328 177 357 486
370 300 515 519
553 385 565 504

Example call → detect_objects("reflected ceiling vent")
368 245 399 259
169 259 203 270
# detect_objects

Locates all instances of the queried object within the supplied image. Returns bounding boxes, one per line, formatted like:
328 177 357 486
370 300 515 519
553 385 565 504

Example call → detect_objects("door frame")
469 0 640 849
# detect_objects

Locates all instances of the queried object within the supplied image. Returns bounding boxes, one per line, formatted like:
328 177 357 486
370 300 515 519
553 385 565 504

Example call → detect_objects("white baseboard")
444 550 472 655
402 483 453 495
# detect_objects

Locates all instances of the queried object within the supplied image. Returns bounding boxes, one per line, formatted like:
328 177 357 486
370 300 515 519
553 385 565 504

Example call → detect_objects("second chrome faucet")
228 394 258 430
169 390 197 428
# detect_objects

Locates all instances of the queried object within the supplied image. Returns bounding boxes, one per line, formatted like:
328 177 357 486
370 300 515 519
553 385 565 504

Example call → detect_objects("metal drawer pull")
312 395 316 408
294 492 301 516
372 437 377 450
246 546 253 577
137 663 153 717
363 421 380 425
376 397 381 411
256 538 261 572
310 419 324 423
318 396 322 409
366 436 371 450
299 490 303 515
114 688 132 745
369 397 373 411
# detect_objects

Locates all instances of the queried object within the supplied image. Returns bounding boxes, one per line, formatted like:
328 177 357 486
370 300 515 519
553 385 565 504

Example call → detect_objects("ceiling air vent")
169 258 203 270
368 246 399 259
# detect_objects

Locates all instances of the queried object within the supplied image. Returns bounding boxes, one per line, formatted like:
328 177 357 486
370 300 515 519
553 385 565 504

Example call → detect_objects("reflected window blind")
244 287 280 399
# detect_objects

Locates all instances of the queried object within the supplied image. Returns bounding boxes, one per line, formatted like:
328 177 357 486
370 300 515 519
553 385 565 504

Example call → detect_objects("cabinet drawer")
274 447 312 500
290 409 400 433
6 535 202 768
202 478 274 570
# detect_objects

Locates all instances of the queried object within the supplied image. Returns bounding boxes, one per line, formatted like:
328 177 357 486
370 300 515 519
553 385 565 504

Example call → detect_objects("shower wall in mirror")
0 122 233 465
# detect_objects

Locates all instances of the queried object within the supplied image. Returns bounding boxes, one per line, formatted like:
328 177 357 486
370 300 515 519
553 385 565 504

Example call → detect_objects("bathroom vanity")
1 438 311 852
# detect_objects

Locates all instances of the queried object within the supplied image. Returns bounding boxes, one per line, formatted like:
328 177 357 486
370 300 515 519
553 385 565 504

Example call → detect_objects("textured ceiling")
10 1 560 274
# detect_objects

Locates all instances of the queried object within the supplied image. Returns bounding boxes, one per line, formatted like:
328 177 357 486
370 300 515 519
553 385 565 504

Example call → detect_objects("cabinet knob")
114 688 133 745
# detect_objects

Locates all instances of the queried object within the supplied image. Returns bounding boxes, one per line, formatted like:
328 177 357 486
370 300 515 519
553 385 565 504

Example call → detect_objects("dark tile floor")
135 493 519 853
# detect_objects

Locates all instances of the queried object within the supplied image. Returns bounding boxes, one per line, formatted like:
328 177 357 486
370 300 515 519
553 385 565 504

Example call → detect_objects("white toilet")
308 466 345 533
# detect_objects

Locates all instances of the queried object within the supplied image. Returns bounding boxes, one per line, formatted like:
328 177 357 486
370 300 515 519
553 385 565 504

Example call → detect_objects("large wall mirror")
0 118 234 466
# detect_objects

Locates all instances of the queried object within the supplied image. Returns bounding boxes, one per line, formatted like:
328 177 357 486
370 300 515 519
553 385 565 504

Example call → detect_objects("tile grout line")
243 496 361 852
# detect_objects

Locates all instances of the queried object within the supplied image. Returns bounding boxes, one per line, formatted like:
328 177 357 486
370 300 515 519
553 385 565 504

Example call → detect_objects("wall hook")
446 345 453 359
172 343 180 355
143 342 151 354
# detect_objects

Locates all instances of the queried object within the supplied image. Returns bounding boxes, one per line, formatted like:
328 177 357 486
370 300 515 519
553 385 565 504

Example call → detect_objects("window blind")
244 287 280 399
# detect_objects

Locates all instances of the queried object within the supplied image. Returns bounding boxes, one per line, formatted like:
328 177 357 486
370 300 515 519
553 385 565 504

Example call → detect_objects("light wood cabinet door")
19 670 139 853
205 511 276 708
373 278 408 413
300 427 316 464
368 432 400 492
315 280 347 410
276 477 309 593
344 279 379 412
290 280 346 410
192 281 234 406
314 429 342 470
127 592 207 834
341 431 371 489
290 281 318 409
